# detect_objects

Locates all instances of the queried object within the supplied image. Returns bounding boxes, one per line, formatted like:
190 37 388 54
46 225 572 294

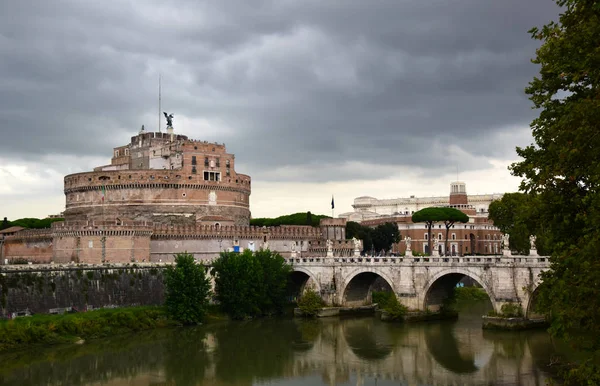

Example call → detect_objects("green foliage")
507 1 600 383
5 217 64 229
372 291 407 320
488 193 551 255
164 253 211 325
412 207 469 255
453 287 489 303
297 287 325 317
250 212 329 227
211 249 291 319
0 306 172 351
500 303 523 318
346 221 400 255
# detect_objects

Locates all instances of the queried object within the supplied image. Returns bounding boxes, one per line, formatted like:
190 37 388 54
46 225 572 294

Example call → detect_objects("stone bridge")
285 255 550 317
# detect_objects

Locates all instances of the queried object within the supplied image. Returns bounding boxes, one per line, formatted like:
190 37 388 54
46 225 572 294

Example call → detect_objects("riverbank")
0 306 213 352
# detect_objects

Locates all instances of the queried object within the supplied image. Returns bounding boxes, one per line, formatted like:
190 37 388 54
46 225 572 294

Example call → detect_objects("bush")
164 253 211 324
297 288 325 317
211 249 291 319
500 303 523 318
372 291 407 320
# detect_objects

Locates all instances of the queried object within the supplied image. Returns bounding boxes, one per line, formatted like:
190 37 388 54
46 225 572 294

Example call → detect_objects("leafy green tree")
488 193 545 254
1 217 9 230
306 211 313 226
297 287 325 317
412 208 468 255
211 249 291 319
164 253 211 324
510 1 600 382
371 222 401 255
345 221 373 254
8 217 64 229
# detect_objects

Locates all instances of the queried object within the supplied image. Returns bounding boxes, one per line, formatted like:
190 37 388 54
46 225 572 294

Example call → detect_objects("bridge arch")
340 267 395 307
525 282 545 319
288 267 321 301
422 268 494 312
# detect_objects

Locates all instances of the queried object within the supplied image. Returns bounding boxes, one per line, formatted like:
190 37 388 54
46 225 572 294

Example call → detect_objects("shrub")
297 288 325 317
164 253 211 324
372 291 407 320
500 302 523 318
211 249 291 319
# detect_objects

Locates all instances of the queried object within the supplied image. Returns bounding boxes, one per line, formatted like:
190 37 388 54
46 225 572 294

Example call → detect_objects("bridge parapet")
284 255 550 268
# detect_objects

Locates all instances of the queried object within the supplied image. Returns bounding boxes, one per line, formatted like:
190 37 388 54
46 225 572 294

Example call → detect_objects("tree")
345 221 373 254
1 217 9 230
412 207 468 255
211 249 291 319
510 1 600 383
250 212 329 227
488 193 546 254
164 253 211 325
371 222 401 255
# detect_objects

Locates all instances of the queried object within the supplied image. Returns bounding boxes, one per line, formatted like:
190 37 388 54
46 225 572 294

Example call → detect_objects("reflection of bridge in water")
288 318 551 386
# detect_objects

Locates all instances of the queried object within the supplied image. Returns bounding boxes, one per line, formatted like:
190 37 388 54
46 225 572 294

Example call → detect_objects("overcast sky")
0 0 559 220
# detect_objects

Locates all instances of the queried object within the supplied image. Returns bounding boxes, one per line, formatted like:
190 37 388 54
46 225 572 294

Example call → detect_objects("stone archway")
525 284 545 319
421 268 494 312
340 268 395 307
288 268 321 302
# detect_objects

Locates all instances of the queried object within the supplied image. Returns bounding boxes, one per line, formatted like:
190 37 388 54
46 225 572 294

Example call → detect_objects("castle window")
192 156 197 165
115 150 119 157
204 157 209 166
226 169 230 176
216 159 220 167
424 233 428 240
203 171 220 181
452 233 456 240
226 159 230 167
194 146 198 150
192 166 197 174
124 148 129 156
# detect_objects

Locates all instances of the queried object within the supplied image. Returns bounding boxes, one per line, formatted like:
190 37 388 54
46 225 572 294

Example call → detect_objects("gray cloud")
0 0 559 183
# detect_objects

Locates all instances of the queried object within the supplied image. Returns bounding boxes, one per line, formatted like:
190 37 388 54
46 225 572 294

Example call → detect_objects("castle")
1 127 355 264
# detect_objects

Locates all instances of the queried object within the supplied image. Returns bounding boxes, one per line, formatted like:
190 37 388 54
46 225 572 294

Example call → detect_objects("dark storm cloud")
0 0 559 182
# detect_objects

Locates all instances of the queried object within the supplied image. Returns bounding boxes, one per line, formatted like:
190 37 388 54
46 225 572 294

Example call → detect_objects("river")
0 302 576 385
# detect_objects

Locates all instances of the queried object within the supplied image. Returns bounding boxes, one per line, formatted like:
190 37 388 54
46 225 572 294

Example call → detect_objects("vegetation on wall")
507 1 600 383
372 291 407 320
250 212 329 227
211 249 291 319
164 253 211 325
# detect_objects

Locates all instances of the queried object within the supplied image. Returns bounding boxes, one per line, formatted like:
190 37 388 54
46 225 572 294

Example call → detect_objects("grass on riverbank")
0 306 177 351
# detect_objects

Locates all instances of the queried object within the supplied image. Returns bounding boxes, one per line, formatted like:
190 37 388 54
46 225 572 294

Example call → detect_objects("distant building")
340 182 504 256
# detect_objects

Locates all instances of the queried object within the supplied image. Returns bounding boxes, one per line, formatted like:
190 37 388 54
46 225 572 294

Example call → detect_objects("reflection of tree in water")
425 321 478 373
342 318 394 361
163 326 211 386
0 328 171 386
212 319 306 384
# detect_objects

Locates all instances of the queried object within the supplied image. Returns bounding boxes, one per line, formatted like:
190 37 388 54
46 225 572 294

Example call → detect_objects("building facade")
340 182 504 256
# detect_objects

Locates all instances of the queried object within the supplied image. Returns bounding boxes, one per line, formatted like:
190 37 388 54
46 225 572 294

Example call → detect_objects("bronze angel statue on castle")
163 112 174 128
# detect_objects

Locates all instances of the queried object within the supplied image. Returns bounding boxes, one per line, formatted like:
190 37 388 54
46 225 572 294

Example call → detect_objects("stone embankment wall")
0 264 167 318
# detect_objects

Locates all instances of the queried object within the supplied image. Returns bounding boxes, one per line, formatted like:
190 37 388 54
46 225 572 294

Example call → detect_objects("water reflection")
0 310 574 386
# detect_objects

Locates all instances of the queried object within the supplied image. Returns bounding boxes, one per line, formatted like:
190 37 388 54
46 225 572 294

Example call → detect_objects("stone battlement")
151 224 322 240
3 229 53 241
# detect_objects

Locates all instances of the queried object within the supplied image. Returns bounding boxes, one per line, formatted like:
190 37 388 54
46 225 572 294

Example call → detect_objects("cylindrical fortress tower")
63 131 251 226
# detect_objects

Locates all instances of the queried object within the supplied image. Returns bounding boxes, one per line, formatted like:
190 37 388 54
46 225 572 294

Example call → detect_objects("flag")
331 195 335 210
